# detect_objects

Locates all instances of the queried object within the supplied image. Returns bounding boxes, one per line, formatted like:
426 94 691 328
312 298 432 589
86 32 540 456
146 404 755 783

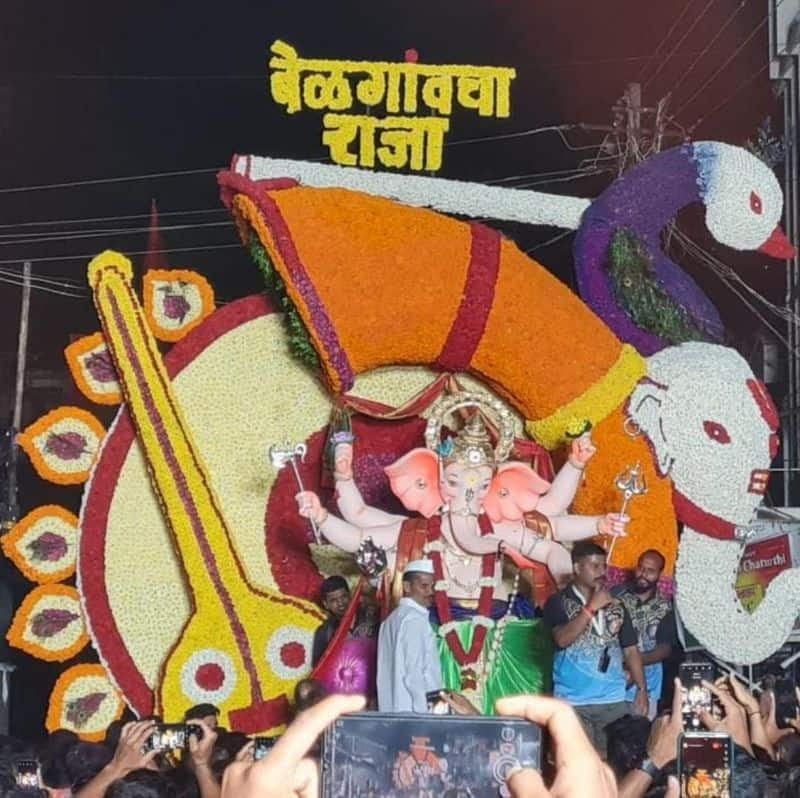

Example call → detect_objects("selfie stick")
268 442 321 544
607 462 647 563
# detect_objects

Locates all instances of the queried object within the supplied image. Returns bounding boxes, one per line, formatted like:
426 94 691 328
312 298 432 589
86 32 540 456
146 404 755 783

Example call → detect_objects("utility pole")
579 83 684 175
3 262 32 530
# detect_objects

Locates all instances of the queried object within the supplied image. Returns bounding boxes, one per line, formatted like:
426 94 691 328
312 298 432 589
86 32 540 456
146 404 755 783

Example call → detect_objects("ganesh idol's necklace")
441 515 482 593
427 512 497 691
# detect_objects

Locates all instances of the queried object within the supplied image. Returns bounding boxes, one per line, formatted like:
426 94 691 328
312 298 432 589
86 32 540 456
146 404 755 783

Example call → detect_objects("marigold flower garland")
7 584 89 662
18 406 106 486
46 664 124 741
143 268 216 343
2 505 78 584
64 332 122 405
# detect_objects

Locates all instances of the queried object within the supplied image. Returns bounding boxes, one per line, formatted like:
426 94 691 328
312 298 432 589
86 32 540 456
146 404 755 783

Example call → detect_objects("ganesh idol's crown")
425 390 516 469
444 414 496 468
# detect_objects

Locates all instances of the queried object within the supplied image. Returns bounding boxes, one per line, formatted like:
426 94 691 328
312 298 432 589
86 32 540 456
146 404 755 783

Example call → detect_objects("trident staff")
269 443 321 544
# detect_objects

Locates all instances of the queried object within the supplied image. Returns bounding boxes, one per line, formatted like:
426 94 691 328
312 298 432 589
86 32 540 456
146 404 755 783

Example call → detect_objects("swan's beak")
758 225 796 259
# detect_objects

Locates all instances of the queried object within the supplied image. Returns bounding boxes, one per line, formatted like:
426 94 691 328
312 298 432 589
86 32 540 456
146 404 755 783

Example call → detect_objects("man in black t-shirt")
612 549 675 718
311 575 351 667
543 542 647 755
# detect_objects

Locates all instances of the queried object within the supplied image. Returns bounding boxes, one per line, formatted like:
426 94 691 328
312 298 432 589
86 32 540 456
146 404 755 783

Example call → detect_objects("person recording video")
543 542 648 756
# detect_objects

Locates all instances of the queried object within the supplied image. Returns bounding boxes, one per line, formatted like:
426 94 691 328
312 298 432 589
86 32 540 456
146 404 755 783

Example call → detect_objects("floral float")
218 154 793 664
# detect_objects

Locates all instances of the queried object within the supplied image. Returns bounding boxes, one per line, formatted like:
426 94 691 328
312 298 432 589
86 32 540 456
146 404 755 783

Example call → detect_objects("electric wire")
0 167 223 195
0 243 244 266
687 62 770 132
525 229 574 253
644 0 719 89
0 208 227 231
672 228 797 348
672 15 769 118
638 0 697 83
0 220 235 247
669 0 751 98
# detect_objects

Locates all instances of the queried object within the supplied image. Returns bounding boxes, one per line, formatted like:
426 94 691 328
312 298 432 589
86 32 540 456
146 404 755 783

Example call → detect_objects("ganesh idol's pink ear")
483 462 552 523
384 448 443 518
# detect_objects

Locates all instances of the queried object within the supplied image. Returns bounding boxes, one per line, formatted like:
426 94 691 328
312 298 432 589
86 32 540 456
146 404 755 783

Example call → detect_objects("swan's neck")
589 145 700 239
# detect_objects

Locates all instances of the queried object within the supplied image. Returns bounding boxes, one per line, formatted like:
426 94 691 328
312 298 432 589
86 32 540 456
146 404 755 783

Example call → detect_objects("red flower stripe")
436 223 501 373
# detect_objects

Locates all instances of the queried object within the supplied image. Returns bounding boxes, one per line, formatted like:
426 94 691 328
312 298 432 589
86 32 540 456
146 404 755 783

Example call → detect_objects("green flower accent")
607 228 709 345
248 233 321 370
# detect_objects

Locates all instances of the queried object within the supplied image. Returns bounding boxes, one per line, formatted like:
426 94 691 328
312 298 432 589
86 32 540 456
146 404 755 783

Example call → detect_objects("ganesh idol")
296 390 628 711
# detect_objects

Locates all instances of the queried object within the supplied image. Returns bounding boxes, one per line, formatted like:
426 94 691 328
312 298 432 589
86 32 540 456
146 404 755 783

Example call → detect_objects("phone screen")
679 733 732 798
14 760 41 791
253 737 277 761
143 724 187 752
321 712 541 798
680 663 714 729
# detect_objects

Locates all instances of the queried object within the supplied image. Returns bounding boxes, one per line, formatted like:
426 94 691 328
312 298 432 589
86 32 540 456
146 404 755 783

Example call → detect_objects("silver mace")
606 462 648 563
268 442 321 544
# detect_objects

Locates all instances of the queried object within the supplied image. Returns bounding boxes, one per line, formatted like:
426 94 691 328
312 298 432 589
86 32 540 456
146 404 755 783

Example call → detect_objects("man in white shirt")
377 559 443 713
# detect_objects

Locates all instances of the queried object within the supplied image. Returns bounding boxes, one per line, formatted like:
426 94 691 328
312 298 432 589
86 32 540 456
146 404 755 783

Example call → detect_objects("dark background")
0 0 786 737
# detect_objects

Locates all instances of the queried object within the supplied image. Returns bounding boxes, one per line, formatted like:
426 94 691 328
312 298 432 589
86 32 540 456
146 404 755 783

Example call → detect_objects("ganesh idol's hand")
295 491 328 525
333 442 354 481
596 512 629 538
568 433 596 468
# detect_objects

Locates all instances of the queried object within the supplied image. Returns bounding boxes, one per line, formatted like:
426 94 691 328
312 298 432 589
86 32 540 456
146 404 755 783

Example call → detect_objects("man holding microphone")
544 541 648 756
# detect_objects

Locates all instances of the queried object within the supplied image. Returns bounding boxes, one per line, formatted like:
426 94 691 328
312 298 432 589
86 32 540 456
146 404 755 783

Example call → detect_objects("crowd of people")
3 545 800 795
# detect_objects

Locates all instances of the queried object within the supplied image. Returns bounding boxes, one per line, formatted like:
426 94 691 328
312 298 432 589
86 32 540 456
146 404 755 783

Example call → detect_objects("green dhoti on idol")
297 390 628 712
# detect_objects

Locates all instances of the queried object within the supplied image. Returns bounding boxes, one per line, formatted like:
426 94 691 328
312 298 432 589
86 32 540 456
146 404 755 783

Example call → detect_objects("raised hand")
221 694 365 798
188 718 218 767
646 678 683 768
105 719 160 778
295 491 327 525
588 589 615 612
568 434 597 468
761 688 796 745
333 443 354 481
699 679 752 754
496 694 616 797
597 513 629 538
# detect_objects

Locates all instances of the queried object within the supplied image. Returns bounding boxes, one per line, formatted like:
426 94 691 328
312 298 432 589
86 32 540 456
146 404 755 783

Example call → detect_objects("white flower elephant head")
627 342 794 664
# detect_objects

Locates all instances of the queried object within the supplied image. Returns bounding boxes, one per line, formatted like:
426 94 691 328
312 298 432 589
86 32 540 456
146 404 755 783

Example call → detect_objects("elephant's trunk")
676 528 800 664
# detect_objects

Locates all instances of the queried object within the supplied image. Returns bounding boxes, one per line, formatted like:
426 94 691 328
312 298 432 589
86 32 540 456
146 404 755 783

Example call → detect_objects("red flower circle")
195 663 225 691
280 642 306 670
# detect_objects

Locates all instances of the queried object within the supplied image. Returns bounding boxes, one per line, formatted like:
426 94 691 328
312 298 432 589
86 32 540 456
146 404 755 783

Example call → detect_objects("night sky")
0 0 786 736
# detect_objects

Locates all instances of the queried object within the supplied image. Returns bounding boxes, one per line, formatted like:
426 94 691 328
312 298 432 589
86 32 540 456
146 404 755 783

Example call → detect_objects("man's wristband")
637 758 662 781
581 606 596 619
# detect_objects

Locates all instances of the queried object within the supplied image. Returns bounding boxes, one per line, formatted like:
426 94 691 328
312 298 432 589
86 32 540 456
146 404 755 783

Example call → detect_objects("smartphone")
426 689 451 715
678 732 733 798
13 760 41 791
186 723 205 742
773 674 798 730
143 723 187 752
253 736 278 761
755 650 798 730
680 662 715 729
320 712 541 798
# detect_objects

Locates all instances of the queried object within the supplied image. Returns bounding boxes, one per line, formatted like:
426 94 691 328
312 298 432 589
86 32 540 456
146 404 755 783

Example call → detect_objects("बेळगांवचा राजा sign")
268 39 516 172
